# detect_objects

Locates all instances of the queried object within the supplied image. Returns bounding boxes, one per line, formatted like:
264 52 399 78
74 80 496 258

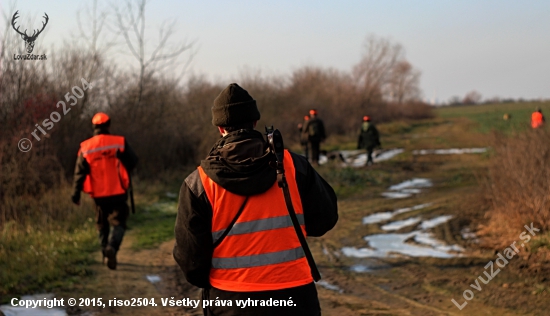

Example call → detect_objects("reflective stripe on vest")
79 135 129 198
212 246 305 269
198 150 313 292
211 214 305 244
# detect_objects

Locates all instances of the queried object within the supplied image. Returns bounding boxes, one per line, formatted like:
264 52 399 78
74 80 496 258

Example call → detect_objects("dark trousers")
301 142 309 161
202 282 321 316
310 141 320 164
95 200 129 252
366 146 374 165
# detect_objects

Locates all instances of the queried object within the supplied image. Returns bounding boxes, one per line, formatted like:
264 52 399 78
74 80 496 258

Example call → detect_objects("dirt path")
75 236 466 316
64 236 202 316
74 234 516 316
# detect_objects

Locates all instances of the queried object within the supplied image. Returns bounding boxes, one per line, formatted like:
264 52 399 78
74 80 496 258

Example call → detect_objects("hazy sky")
1 0 549 103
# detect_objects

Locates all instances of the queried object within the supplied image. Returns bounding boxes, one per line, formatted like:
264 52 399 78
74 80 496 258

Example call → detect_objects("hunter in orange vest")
72 113 138 270
531 108 545 129
173 83 338 316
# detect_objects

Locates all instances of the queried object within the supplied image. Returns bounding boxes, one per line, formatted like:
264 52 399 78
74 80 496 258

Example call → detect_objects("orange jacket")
532 112 544 128
79 135 130 198
197 150 313 292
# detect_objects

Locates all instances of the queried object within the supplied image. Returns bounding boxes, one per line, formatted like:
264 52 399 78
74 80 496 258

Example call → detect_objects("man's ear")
218 126 226 136
253 121 257 128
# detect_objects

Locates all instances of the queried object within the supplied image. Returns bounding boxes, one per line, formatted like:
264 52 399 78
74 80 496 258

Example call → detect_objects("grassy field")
436 101 550 133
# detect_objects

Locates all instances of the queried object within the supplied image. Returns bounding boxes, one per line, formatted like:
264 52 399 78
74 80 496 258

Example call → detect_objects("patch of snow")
388 178 433 191
412 148 488 155
381 192 412 199
461 227 477 240
374 148 405 162
343 232 462 258
362 203 432 225
381 217 422 231
317 280 344 293
0 294 66 316
394 203 433 215
340 148 404 167
362 211 394 224
146 275 162 284
382 178 432 199
418 215 453 230
349 264 372 273
346 209 462 259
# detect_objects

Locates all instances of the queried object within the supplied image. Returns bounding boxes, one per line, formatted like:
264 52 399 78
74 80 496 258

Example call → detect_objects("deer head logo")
11 11 49 54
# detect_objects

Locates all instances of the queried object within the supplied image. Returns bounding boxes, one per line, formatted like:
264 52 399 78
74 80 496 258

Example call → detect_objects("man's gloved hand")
71 193 80 206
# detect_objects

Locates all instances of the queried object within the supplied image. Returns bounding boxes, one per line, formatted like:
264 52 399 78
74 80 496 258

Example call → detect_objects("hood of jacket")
200 129 277 196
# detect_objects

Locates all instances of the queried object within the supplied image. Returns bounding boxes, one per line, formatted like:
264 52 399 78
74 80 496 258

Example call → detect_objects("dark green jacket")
302 117 326 142
357 122 380 149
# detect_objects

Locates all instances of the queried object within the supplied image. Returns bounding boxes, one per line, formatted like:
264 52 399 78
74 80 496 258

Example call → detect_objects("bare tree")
353 35 404 105
112 0 194 109
463 90 482 105
386 60 422 103
353 35 422 105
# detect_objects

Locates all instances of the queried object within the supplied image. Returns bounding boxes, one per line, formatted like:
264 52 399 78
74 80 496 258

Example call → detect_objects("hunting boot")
104 245 117 270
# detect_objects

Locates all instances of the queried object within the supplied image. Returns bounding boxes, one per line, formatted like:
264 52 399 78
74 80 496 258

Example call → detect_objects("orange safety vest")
198 150 313 292
79 134 130 198
532 112 544 128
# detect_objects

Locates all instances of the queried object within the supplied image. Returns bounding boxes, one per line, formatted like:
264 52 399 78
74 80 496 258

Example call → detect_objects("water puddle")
382 178 432 199
412 148 487 155
0 294 66 316
362 203 431 224
316 280 344 294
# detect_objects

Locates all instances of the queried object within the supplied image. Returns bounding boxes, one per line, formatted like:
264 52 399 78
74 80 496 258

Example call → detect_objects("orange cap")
92 112 110 125
363 116 370 121
309 109 317 115
304 115 310 120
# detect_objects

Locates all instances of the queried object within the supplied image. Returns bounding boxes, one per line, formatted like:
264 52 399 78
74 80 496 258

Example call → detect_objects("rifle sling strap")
277 173 322 281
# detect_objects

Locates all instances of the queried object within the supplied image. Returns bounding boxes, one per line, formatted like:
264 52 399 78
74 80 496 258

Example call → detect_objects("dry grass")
479 129 550 245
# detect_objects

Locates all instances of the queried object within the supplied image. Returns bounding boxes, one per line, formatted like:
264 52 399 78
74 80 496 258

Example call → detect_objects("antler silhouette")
11 11 27 38
11 11 49 40
32 13 49 39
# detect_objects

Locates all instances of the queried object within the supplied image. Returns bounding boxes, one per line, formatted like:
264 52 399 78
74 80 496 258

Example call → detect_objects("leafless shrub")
479 129 550 245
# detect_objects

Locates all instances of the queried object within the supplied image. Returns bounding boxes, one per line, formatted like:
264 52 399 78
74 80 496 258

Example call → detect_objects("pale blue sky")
1 0 549 103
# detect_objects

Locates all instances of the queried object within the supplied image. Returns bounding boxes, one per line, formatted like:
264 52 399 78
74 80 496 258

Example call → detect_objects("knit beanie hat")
212 83 260 126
